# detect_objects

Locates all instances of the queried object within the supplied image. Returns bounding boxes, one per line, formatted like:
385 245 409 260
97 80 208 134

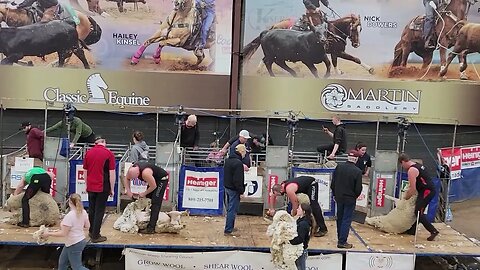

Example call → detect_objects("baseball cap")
19 121 31 130
94 135 106 142
239 129 251 139
348 150 361 157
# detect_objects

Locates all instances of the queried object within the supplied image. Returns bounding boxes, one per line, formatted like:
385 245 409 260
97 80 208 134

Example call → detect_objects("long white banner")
346 252 415 270
125 248 343 270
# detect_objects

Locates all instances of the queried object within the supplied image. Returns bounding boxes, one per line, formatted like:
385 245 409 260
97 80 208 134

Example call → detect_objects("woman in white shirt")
44 193 90 270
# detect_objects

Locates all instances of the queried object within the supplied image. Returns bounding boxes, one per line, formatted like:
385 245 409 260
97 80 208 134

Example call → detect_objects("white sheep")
365 194 417 234
267 210 303 270
5 192 60 227
113 198 189 234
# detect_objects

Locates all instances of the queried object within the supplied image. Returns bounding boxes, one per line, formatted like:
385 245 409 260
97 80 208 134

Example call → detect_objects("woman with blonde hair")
43 193 90 270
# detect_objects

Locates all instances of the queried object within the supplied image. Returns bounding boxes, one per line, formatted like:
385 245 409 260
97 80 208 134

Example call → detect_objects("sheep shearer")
269 176 328 237
124 162 169 234
398 153 439 241
14 167 55 227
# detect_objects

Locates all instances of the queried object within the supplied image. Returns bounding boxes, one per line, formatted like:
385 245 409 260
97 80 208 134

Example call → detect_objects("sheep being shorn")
267 210 303 270
113 198 188 234
365 195 417 234
5 192 60 227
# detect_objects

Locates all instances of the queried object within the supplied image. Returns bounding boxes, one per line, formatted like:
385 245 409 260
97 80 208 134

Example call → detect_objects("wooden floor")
0 211 479 256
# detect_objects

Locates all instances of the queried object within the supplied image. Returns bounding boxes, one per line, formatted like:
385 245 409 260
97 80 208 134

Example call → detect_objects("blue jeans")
423 0 438 40
336 201 355 245
295 250 308 270
196 0 215 47
224 187 240 233
58 239 89 270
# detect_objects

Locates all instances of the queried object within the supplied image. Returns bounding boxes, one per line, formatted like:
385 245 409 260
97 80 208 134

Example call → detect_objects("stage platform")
0 211 479 257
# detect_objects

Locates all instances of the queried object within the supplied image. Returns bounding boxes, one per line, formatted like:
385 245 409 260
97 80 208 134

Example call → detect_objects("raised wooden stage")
0 211 479 256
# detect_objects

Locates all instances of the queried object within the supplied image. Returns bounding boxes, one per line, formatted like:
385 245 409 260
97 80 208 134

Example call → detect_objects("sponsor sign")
10 170 24 189
346 252 415 270
14 157 34 172
356 184 369 208
75 165 114 203
268 174 279 206
461 146 480 170
46 167 57 197
296 173 332 211
125 248 343 270
244 167 263 198
124 162 169 201
375 178 386 207
321 83 420 114
178 166 224 215
440 147 462 179
241 0 480 125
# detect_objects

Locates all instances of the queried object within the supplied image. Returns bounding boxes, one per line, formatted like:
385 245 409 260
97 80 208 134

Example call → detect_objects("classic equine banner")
241 0 480 125
0 68 230 111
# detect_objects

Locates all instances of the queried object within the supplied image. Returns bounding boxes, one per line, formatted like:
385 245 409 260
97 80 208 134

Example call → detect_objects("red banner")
268 175 279 209
440 147 462 179
46 167 57 197
375 178 386 207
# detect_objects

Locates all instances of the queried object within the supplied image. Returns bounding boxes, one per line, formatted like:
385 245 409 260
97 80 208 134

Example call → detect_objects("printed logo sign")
375 178 386 207
346 252 415 270
46 167 57 197
182 170 220 209
461 146 480 170
244 167 262 198
43 73 151 106
320 83 421 114
440 147 462 179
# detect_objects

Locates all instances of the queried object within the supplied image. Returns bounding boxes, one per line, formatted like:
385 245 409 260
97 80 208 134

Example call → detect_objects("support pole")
266 116 270 148
155 108 159 146
374 118 380 154
0 100 4 206
444 120 458 222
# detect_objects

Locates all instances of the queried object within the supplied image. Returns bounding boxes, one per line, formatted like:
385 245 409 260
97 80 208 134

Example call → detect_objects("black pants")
88 191 109 238
307 182 328 232
317 143 345 156
22 173 51 224
146 180 168 230
78 132 96 144
408 189 438 234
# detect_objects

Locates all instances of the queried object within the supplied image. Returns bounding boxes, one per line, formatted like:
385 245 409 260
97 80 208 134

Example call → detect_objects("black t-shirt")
355 153 372 174
283 176 316 194
333 124 347 154
411 163 435 193
136 163 168 183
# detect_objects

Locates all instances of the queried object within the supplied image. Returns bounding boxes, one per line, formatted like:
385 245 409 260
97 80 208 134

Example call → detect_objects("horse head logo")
321 83 348 110
86 73 108 104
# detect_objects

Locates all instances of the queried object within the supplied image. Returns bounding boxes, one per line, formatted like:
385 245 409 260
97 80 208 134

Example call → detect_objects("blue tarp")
449 167 480 202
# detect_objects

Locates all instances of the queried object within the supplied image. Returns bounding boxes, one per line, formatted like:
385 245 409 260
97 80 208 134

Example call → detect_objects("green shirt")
46 117 93 144
24 167 47 184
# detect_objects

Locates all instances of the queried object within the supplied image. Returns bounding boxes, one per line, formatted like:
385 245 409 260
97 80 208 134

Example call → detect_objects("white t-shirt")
61 209 89 247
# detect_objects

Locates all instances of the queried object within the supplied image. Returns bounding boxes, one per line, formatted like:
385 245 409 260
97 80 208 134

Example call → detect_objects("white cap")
239 129 251 139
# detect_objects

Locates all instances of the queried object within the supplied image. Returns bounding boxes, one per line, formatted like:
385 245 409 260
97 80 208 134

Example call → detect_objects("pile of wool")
32 225 49 245
297 161 337 170
5 192 59 227
365 195 417 234
114 198 151 233
267 210 303 270
114 198 189 234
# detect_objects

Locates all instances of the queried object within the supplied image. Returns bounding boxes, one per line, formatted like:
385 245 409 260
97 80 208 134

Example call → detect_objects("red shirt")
26 127 44 160
83 144 115 193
